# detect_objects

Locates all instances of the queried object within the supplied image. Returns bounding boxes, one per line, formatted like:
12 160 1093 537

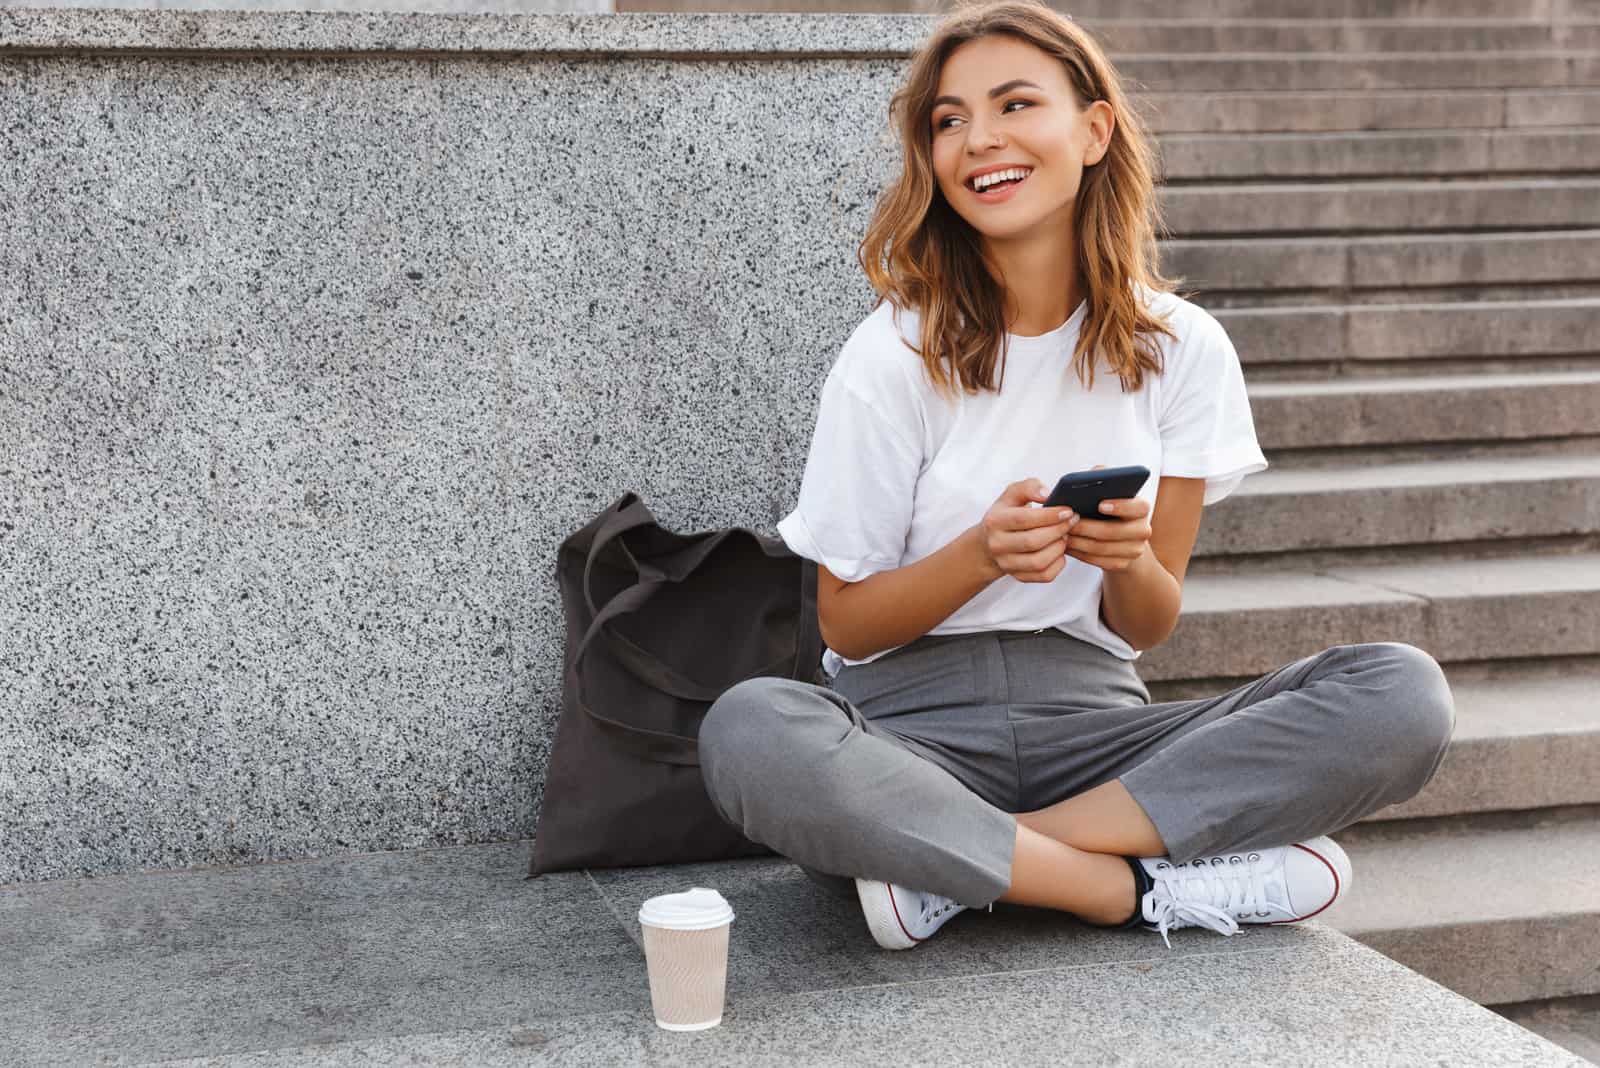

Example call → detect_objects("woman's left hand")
1062 469 1153 573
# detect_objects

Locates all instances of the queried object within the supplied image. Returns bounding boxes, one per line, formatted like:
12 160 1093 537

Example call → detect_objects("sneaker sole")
1269 836 1353 924
854 878 919 951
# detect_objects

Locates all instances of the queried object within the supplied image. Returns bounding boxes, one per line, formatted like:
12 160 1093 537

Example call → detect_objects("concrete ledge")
1368 663 1600 821
1145 89 1600 134
1159 128 1600 179
1087 19 1600 54
1137 554 1600 681
1124 53 1600 94
2 9 935 56
1248 371 1600 450
0 841 1581 1066
1328 809 1600 1006
1194 454 1600 556
1216 298 1600 365
1022 0 1597 17
1164 231 1600 292
1161 177 1600 234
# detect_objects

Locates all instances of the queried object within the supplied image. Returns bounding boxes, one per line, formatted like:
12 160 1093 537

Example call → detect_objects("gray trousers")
697 630 1455 910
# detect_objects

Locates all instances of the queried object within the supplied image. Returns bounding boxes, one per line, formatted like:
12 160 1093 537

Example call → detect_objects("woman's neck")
986 232 1083 337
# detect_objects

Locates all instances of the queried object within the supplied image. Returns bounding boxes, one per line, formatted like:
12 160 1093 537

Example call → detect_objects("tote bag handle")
569 504 821 765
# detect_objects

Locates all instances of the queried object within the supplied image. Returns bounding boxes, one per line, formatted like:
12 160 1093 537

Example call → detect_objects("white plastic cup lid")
638 887 735 931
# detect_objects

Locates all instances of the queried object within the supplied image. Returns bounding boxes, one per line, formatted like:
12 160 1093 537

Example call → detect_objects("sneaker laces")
1143 854 1288 949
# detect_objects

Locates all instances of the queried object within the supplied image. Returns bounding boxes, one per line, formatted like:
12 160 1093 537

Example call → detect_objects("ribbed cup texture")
640 922 730 1029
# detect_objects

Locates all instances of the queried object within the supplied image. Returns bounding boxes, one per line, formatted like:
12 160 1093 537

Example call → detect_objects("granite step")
1163 230 1600 293
618 0 1598 17
1144 659 1600 821
1248 370 1600 451
1120 53 1600 95
1040 0 1597 18
1090 18 1600 54
1147 88 1600 134
1193 453 1600 557
1147 88 1600 135
1136 553 1600 682
1497 996 1600 1065
1215 297 1600 368
0 842 1581 1066
1160 127 1600 181
1161 177 1600 234
1325 808 1600 1005
1366 662 1600 821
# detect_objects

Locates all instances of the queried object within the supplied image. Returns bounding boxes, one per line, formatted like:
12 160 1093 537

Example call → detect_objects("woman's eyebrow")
932 79 1043 109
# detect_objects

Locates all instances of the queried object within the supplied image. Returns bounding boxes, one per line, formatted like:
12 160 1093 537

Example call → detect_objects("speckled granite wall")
0 10 927 884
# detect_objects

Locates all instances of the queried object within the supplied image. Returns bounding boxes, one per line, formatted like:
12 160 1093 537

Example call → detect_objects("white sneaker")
1136 836 1353 948
854 877 973 950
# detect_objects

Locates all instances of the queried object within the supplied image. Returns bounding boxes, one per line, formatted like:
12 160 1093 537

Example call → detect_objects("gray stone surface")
1138 554 1600 681
1146 89 1600 135
1497 996 1600 1066
0 8 933 53
1161 175 1600 234
1328 809 1600 1006
1248 370 1600 450
1216 298 1600 365
1086 19 1600 54
962 0 1598 15
1365 660 1600 820
0 13 924 884
1194 454 1600 556
10 0 612 12
6 0 612 12
0 842 1581 1067
1159 128 1600 180
1120 53 1600 94
1165 230 1600 292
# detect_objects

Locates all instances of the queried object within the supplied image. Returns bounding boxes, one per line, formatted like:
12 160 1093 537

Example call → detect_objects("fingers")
1069 515 1151 542
1094 496 1150 520
1012 549 1069 583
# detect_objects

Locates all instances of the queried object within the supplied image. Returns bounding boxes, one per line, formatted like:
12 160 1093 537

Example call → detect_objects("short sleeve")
776 371 921 583
1158 314 1269 505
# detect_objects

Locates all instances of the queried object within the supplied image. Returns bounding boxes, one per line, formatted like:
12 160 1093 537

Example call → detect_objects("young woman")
697 0 1456 951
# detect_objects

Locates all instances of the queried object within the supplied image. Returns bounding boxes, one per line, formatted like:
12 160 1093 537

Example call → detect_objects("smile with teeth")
970 167 1032 193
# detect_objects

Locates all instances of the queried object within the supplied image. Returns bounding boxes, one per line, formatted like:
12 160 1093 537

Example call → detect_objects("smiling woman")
696 0 1456 961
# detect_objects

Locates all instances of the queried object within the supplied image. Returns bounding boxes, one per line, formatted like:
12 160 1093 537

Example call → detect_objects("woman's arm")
1084 475 1207 652
817 524 997 662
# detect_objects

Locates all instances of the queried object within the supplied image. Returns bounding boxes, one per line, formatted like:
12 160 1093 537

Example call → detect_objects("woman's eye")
935 98 1031 131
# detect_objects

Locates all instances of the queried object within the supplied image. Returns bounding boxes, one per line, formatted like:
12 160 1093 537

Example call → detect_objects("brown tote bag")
526 491 825 877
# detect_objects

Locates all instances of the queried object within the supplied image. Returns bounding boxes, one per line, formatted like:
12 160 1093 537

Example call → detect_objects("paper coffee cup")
637 887 735 1031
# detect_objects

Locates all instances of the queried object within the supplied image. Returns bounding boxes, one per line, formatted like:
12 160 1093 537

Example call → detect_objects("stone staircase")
605 0 1600 1043
1053 0 1600 1053
4 1 1598 1063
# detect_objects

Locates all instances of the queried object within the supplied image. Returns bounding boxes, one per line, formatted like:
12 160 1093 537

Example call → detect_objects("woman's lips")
970 170 1030 204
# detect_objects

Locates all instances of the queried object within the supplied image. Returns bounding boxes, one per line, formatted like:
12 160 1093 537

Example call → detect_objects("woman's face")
929 34 1113 242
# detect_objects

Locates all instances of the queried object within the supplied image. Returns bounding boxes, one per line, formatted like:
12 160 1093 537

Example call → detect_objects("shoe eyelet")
1210 857 1224 866
1248 853 1260 862
1157 862 1169 870
1229 856 1243 865
1255 910 1271 918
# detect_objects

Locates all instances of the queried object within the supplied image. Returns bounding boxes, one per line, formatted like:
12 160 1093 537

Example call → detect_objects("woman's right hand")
974 479 1079 583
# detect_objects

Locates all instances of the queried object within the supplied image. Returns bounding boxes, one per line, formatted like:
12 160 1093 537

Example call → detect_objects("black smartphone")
1043 465 1151 518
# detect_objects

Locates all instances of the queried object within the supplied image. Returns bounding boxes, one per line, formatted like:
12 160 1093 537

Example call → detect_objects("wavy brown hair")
859 0 1185 398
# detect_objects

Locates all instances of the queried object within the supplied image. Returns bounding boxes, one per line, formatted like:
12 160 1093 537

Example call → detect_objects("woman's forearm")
823 524 1001 662
1099 548 1182 652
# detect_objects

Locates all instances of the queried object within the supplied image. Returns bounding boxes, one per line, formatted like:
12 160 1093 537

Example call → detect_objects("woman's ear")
1082 100 1115 166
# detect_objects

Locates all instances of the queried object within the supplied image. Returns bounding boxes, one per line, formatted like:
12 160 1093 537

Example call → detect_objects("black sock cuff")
1084 855 1154 930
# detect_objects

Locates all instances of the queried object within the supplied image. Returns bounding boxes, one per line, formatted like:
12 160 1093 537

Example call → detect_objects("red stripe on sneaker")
1268 843 1341 924
887 885 925 942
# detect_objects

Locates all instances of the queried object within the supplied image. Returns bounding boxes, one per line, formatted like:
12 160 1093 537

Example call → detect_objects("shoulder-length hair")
858 0 1184 399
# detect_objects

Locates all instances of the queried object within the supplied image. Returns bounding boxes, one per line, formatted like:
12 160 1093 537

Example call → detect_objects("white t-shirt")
776 284 1268 679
